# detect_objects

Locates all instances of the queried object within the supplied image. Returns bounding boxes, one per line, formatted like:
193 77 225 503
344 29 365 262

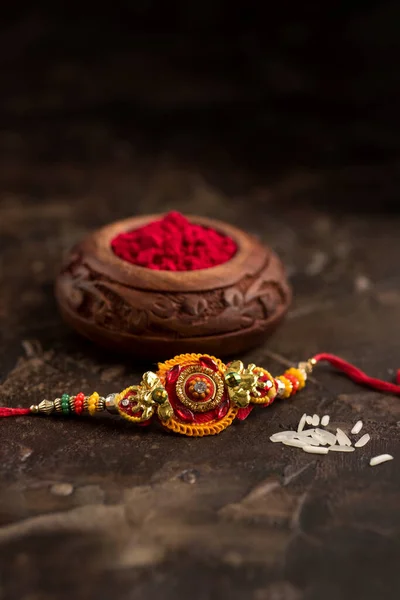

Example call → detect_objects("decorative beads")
88 392 99 416
275 378 286 398
285 367 306 390
298 359 315 374
61 394 70 415
74 392 85 415
242 367 276 405
225 371 241 388
284 373 300 394
158 401 173 421
30 399 54 415
188 376 211 399
152 387 169 404
276 376 293 398
275 366 307 398
105 393 119 414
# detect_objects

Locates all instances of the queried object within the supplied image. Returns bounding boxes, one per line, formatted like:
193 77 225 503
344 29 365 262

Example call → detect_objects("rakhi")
2 352 400 436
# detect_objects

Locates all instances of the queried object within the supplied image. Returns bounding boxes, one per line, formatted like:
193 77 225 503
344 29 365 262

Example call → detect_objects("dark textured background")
1 5 400 600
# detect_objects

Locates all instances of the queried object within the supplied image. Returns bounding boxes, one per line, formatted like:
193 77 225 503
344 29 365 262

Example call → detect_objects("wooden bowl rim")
80 214 269 292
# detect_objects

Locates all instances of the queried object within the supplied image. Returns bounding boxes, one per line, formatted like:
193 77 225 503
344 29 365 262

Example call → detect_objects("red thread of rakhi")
313 353 400 394
111 211 237 271
0 407 31 417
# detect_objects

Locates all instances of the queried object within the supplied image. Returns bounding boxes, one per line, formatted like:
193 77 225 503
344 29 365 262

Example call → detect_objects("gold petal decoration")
117 371 170 423
224 361 269 408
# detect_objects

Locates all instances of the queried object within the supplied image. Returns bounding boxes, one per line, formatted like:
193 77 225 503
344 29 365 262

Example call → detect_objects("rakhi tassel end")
0 400 57 418
312 352 400 395
0 407 31 417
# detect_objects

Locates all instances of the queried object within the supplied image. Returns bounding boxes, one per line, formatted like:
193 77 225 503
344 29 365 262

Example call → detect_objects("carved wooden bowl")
55 215 291 359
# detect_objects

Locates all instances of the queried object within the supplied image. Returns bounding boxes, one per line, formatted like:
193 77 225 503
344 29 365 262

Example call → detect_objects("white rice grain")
303 445 329 455
298 437 320 446
351 420 363 435
295 431 320 445
269 431 296 442
298 428 316 437
370 454 394 466
354 433 370 448
305 415 313 425
336 428 352 447
282 439 306 448
321 415 330 427
310 431 327 445
297 413 307 433
312 414 320 426
313 429 337 446
329 445 355 452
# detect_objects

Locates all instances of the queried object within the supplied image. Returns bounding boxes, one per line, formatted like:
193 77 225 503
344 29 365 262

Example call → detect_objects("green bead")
61 394 70 414
152 387 169 404
225 371 241 388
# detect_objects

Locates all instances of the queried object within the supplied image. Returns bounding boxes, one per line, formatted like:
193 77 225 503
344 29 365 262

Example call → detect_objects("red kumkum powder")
111 211 237 271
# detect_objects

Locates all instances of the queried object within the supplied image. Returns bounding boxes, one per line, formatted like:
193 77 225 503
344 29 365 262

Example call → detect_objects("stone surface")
1 8 400 600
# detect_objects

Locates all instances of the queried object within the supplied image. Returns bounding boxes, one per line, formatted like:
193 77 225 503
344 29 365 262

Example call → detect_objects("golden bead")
225 371 241 388
96 396 105 412
158 401 173 421
152 387 169 404
298 360 314 374
233 392 250 408
37 400 55 415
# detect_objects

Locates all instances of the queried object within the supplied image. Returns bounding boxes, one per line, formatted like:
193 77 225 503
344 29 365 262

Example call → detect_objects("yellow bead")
88 392 99 416
285 367 306 390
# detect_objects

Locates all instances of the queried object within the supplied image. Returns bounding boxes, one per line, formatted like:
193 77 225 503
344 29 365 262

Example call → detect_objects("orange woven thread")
162 406 238 436
157 353 226 380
